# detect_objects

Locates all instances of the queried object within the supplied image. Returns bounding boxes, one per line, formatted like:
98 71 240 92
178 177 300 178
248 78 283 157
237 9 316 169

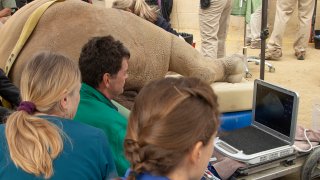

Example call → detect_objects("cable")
293 128 320 152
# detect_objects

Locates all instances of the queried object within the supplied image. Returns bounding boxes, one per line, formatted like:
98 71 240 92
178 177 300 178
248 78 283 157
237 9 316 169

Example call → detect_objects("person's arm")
0 8 11 18
96 130 118 179
155 15 179 36
0 69 20 107
0 0 17 17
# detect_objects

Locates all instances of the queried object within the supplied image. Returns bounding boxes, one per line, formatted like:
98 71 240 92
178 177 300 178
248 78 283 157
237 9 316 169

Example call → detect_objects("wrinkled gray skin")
0 0 244 108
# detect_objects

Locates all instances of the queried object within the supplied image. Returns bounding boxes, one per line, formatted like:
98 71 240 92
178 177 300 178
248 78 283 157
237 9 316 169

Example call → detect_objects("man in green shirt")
0 0 16 24
74 35 130 176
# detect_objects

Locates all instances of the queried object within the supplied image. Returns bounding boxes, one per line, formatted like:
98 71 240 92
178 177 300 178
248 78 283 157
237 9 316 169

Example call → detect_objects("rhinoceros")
0 0 244 108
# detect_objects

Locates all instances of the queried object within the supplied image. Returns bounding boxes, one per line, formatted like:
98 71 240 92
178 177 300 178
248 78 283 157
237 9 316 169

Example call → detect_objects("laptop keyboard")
220 126 288 154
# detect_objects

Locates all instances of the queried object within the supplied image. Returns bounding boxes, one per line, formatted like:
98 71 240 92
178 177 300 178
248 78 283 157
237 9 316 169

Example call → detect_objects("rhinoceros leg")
169 37 245 84
114 91 138 110
116 36 245 110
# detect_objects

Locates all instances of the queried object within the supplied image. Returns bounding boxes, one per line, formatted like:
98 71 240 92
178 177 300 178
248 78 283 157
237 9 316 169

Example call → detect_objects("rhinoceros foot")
224 54 245 83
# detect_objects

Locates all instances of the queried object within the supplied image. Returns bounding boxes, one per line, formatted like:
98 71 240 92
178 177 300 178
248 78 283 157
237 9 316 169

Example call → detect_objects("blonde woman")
0 52 117 179
112 0 179 36
124 77 220 179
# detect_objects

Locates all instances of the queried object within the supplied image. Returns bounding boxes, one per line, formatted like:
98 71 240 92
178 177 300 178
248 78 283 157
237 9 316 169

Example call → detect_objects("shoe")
263 48 282 60
295 50 306 60
245 38 251 46
250 40 261 49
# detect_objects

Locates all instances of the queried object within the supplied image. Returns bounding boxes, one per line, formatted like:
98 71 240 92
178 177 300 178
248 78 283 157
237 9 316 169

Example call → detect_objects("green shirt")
231 0 261 23
0 0 16 10
74 83 130 176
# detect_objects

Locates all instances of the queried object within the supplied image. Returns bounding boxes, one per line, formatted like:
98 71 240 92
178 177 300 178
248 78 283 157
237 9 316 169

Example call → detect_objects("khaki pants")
267 0 315 53
246 6 262 41
199 0 232 59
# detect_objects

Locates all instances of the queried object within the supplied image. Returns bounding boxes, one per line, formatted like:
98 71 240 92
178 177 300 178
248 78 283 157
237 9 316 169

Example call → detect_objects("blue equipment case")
220 111 252 131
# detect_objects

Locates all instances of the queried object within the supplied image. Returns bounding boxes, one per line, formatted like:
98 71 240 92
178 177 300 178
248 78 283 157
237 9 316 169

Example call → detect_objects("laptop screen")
254 82 296 137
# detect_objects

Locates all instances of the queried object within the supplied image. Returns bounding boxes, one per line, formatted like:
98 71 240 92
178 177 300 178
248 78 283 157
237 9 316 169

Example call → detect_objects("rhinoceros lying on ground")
0 0 244 108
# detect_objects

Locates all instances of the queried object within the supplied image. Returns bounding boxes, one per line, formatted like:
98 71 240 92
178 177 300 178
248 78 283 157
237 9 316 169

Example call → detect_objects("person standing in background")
199 0 232 59
265 0 315 60
0 68 20 123
246 3 262 49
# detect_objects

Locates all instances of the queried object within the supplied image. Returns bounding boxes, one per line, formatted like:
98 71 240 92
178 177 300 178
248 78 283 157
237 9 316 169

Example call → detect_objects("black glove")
200 0 211 9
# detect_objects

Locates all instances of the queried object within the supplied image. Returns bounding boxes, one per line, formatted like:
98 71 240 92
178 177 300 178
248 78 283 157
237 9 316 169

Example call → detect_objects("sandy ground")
180 14 320 131
238 43 320 180
177 26 320 131
224 37 320 130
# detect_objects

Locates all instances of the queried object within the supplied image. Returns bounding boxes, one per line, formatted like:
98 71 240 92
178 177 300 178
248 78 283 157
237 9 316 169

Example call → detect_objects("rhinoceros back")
0 0 173 89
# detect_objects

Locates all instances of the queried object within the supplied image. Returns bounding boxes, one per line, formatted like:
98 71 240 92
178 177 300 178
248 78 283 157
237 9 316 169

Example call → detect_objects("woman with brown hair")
0 52 117 179
124 77 220 179
112 0 180 36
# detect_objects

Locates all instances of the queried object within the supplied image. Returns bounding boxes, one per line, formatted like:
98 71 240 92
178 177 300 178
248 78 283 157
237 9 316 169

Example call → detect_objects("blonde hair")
5 52 81 179
112 0 158 23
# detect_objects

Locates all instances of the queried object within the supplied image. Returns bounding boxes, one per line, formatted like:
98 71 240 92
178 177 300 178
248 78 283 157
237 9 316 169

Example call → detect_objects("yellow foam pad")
165 74 253 112
211 80 253 113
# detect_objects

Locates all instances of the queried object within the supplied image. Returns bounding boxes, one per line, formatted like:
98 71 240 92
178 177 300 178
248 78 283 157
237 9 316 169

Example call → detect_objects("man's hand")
0 8 12 18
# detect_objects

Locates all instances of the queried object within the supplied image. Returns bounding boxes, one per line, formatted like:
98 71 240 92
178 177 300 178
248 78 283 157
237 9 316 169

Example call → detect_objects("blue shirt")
123 172 170 180
136 173 170 180
0 115 117 179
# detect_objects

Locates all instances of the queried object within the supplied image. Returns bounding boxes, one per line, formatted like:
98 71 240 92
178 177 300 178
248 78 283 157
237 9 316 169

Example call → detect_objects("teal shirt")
74 83 130 176
0 115 117 179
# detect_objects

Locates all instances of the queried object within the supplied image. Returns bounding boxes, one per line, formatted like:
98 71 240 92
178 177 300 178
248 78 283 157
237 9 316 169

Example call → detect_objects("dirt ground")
244 44 320 129
186 27 320 131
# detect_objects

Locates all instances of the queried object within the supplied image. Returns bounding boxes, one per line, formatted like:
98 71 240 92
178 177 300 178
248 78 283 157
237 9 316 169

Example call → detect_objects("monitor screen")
254 83 295 137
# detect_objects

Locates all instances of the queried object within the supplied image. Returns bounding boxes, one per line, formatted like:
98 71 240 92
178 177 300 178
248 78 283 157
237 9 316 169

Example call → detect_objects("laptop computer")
214 79 299 164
